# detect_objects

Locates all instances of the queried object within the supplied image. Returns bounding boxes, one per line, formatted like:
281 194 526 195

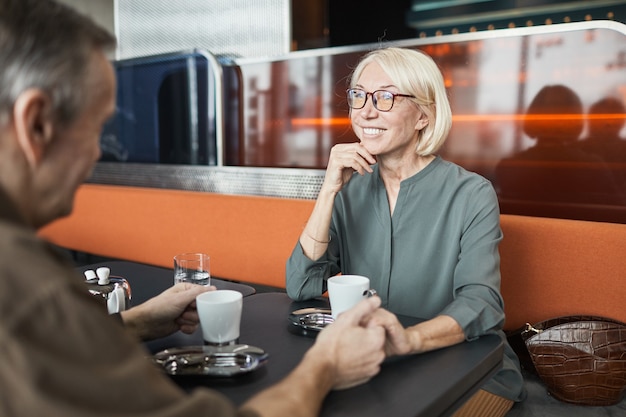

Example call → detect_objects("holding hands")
364 308 466 357
311 296 386 390
363 308 416 356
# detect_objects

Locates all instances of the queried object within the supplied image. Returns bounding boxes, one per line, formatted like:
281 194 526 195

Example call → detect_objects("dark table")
144 291 503 417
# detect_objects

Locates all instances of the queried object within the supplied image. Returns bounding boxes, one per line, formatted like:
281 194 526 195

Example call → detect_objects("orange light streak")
291 118 351 126
453 114 587 122
289 113 624 127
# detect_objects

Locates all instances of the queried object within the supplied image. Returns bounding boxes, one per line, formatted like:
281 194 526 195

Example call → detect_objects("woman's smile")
362 127 386 136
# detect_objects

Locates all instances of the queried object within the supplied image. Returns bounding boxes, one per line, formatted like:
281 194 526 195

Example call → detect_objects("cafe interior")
44 1 626 416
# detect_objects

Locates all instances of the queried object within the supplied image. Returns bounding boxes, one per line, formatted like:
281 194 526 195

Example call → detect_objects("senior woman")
286 47 525 416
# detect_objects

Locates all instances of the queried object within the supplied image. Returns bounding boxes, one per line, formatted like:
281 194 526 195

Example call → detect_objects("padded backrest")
39 184 315 288
499 214 626 330
40 185 626 327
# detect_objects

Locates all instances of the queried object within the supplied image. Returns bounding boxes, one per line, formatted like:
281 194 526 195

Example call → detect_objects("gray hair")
0 0 116 127
349 47 452 156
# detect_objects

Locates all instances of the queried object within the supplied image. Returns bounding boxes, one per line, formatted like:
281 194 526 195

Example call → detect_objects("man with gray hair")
0 1 386 416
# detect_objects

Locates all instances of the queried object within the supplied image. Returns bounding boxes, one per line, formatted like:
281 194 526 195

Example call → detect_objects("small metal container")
84 267 132 314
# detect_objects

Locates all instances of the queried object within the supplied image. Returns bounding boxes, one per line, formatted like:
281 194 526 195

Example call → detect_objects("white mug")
327 275 375 319
196 290 243 345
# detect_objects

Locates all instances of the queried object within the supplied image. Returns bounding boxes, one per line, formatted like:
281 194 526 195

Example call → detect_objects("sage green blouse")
286 156 525 402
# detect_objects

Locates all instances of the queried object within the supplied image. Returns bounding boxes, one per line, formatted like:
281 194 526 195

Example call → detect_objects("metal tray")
288 308 334 337
152 344 268 377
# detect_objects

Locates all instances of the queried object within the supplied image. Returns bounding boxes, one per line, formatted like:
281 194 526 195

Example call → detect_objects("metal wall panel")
114 0 291 59
90 163 325 200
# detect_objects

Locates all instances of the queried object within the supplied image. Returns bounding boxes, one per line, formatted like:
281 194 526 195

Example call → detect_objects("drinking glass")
173 253 211 286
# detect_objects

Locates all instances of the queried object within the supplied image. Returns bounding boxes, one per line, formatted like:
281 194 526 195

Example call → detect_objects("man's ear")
12 89 55 169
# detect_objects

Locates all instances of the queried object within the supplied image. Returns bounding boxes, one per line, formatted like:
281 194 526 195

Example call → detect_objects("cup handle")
363 289 377 298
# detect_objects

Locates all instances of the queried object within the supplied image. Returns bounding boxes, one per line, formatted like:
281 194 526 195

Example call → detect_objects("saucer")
152 344 268 377
288 308 334 337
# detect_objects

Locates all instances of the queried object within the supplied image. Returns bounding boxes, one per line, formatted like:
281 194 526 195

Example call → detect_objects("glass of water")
174 253 211 286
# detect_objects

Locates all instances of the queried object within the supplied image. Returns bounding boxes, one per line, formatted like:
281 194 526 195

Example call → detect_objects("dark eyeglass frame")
346 88 415 112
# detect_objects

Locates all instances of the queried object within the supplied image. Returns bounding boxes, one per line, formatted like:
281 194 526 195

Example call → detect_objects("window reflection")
230 24 626 222
495 85 626 212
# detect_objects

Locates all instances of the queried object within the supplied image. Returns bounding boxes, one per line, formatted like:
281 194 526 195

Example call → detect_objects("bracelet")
306 232 331 244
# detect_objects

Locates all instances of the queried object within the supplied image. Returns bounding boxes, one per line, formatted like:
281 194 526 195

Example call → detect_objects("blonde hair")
349 47 452 155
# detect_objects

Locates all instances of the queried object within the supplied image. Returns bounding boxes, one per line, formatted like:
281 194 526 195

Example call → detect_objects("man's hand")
309 296 386 390
120 283 214 341
240 296 386 417
365 308 415 356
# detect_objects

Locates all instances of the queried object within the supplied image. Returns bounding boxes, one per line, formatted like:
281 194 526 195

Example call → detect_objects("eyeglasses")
346 88 415 112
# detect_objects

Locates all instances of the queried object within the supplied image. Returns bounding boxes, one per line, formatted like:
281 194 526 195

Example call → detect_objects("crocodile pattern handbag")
521 316 626 406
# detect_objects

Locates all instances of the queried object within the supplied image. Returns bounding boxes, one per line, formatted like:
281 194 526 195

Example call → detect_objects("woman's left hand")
365 308 415 356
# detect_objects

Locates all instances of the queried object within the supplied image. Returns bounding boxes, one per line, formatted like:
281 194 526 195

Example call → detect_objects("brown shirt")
0 189 255 417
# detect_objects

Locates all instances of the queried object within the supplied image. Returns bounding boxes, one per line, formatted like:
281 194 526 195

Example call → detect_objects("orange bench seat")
39 184 626 330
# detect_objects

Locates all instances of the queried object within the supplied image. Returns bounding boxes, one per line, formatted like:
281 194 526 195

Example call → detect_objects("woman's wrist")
304 231 331 244
406 327 424 354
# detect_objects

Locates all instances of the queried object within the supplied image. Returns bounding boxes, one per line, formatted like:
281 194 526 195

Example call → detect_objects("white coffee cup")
327 275 375 319
196 290 243 345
